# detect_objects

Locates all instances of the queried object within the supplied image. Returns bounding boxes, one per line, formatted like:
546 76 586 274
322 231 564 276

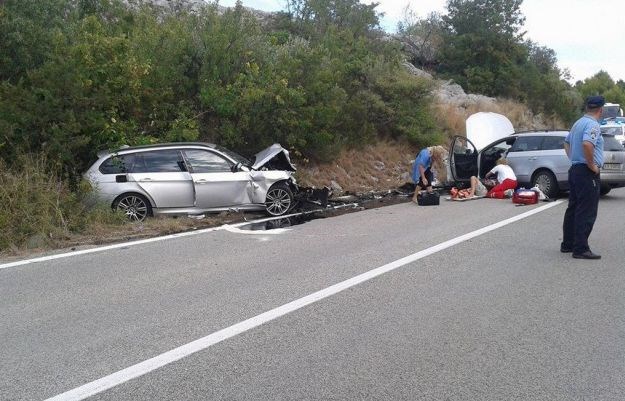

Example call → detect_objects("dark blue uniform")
561 98 604 258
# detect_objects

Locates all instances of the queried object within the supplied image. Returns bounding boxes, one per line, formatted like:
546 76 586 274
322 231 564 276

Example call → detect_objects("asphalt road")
2 189 624 401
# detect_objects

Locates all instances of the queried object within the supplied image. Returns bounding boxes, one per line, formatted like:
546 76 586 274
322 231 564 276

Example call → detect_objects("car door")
126 149 194 208
532 135 570 185
505 136 543 184
183 149 252 209
449 136 478 183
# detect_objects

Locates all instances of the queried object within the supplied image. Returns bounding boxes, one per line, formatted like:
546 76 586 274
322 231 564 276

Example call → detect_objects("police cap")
586 95 605 109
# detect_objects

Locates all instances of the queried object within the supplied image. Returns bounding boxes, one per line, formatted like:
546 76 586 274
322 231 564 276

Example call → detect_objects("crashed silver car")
84 143 298 221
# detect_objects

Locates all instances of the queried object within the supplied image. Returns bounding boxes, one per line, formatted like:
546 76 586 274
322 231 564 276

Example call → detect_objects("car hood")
252 144 296 171
466 112 515 151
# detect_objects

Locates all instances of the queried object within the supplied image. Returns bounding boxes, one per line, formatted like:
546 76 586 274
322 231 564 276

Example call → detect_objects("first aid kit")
512 188 538 205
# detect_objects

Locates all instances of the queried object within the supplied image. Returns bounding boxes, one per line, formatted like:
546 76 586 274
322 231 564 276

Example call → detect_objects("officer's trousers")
562 164 600 254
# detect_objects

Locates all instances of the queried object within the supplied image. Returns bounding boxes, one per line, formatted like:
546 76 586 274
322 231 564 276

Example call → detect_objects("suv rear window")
99 154 136 174
100 150 186 174
509 136 542 152
540 136 565 150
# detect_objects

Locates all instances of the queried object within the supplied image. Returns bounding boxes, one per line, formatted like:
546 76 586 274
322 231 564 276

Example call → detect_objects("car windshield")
215 145 251 166
603 135 625 151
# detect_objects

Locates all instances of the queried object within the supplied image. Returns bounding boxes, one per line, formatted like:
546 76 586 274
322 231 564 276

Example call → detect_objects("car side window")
184 149 232 173
99 154 136 174
540 136 565 151
509 136 543 152
130 150 185 173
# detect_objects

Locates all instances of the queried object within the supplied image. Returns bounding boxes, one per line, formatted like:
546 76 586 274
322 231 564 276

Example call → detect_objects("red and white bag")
512 188 538 205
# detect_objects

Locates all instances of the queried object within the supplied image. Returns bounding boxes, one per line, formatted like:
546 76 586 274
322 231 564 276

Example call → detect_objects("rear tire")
113 193 152 222
600 185 611 196
532 170 558 199
265 183 293 216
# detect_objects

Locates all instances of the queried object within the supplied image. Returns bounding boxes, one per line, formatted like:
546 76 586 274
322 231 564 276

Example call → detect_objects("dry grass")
432 98 566 140
296 140 419 193
0 210 251 259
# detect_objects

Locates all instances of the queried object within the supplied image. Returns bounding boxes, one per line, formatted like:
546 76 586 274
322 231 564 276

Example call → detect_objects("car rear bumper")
600 173 625 188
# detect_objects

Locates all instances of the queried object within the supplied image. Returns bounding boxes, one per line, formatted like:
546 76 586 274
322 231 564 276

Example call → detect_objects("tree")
282 0 380 40
576 72 625 108
438 0 527 97
396 8 444 70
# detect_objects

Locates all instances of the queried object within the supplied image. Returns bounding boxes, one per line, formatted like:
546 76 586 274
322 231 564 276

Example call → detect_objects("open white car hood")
466 112 515 150
252 143 296 171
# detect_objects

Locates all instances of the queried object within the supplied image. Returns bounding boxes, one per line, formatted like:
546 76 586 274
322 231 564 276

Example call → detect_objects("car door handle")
195 179 208 184
528 157 537 161
139 178 153 182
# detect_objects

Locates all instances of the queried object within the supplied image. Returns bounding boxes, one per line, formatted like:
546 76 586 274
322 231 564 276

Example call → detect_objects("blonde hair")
496 158 509 165
428 145 449 183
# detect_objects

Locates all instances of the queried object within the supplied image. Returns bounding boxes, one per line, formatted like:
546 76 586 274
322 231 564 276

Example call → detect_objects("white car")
601 117 625 145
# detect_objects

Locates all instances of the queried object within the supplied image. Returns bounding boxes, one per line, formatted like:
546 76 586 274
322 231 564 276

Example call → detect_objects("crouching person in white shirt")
484 158 517 199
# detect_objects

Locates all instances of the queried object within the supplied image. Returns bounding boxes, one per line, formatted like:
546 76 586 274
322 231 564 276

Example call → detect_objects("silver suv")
449 131 625 198
84 143 298 221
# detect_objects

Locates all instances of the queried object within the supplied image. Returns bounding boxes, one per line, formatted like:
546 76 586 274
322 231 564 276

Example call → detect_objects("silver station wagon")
449 130 625 199
85 143 298 221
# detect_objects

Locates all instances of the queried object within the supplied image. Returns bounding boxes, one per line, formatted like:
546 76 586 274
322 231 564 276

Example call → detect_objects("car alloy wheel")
532 170 558 199
265 184 293 216
115 194 151 222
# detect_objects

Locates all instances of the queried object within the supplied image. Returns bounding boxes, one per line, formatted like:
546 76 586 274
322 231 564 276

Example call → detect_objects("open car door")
449 135 478 184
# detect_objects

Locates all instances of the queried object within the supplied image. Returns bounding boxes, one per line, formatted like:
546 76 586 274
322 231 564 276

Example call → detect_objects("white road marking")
0 211 316 271
223 225 291 235
44 200 564 401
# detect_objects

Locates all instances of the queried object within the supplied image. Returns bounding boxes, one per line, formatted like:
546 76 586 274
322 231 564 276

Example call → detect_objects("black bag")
417 191 440 206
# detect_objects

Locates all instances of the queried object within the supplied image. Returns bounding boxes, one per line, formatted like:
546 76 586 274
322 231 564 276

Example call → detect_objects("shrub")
0 155 125 251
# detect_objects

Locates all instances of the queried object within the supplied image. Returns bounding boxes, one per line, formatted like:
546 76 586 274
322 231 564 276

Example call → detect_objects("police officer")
561 95 605 259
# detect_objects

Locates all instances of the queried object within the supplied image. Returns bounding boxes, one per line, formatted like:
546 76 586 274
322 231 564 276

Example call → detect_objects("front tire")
113 193 152 222
265 183 294 216
532 170 558 199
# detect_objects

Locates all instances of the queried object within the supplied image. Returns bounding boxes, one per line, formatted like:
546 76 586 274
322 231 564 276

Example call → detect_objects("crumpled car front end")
249 144 329 211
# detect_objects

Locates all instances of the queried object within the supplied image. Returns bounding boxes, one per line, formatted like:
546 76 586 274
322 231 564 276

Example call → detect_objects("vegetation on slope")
1 0 624 251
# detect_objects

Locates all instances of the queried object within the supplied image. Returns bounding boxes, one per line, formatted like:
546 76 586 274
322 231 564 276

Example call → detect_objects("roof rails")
100 142 217 155
513 129 568 134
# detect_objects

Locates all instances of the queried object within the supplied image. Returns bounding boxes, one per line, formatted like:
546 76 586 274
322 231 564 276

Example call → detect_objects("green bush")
0 156 125 251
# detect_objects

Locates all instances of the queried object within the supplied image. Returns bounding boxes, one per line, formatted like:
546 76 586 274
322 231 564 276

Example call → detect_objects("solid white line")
0 209 329 271
44 200 564 401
